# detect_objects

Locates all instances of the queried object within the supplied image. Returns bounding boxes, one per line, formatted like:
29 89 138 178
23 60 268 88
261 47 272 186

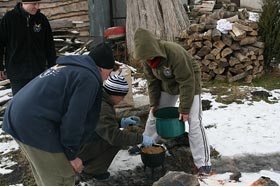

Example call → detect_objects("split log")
231 24 246 40
234 52 250 62
258 55 264 61
187 47 196 56
208 61 218 70
218 60 230 68
222 34 233 46
231 42 241 50
230 31 243 41
205 54 216 60
202 59 211 66
240 36 257 46
249 30 258 36
253 42 265 49
228 71 249 82
197 46 212 57
189 24 205 32
226 15 239 22
233 22 253 32
214 67 225 75
229 67 244 74
203 40 213 48
193 42 203 48
213 41 226 49
202 29 212 40
215 75 227 81
229 57 240 66
211 48 222 56
190 33 203 41
202 72 213 81
221 47 233 58
212 29 222 41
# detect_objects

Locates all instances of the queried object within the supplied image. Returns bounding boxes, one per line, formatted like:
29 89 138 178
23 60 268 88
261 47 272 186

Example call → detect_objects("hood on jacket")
56 55 102 83
133 28 166 60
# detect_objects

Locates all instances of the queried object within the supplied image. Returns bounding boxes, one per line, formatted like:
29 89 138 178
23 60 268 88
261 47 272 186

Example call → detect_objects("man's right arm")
0 15 8 80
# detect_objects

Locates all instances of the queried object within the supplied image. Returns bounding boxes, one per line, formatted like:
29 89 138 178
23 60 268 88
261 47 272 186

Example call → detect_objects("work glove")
120 116 140 128
142 135 155 147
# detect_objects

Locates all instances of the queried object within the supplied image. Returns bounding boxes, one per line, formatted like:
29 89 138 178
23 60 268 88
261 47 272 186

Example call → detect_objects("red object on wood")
104 26 126 40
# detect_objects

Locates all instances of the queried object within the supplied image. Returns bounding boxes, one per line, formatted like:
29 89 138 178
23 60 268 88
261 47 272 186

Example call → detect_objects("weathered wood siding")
240 0 262 10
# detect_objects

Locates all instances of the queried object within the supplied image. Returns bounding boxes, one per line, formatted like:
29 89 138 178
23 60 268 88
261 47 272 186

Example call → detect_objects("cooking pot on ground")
154 107 185 138
140 144 166 169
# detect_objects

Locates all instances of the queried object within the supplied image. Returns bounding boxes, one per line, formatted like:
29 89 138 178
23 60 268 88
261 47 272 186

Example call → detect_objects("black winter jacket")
2 55 103 160
0 2 56 80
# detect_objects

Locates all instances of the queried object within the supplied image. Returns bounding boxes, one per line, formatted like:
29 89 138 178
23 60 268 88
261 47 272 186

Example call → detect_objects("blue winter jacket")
2 55 103 160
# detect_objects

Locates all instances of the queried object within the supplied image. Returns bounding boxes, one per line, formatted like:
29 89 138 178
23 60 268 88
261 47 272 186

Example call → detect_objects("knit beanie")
88 43 115 69
103 75 129 96
22 0 41 2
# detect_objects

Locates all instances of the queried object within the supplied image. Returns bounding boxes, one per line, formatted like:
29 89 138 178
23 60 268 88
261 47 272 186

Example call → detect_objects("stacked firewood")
180 0 264 83
0 80 12 118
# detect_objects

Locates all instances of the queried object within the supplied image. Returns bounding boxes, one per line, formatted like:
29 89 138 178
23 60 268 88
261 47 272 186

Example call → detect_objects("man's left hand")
70 157 83 173
179 113 189 122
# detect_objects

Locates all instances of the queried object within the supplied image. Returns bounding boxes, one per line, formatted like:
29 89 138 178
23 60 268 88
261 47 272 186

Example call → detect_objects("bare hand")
70 157 83 173
179 113 189 122
151 106 158 115
0 71 6 80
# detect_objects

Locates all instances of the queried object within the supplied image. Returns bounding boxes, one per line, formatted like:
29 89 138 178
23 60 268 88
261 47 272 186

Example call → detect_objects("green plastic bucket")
154 107 185 138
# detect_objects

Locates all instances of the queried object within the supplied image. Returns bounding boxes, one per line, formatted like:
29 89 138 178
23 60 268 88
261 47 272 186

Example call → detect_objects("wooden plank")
0 79 10 86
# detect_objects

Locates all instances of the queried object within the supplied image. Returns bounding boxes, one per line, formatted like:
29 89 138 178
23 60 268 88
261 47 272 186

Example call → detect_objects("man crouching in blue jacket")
2 43 115 186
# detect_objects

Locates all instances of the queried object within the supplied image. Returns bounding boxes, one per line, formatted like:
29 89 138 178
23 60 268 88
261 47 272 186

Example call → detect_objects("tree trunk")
126 0 190 55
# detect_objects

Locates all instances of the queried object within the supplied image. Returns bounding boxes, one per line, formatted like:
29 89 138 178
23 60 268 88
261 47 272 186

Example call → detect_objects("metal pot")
154 107 185 138
140 144 166 169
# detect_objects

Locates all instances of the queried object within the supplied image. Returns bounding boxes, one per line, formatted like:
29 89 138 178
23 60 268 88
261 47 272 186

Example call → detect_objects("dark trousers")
78 138 120 174
10 79 33 95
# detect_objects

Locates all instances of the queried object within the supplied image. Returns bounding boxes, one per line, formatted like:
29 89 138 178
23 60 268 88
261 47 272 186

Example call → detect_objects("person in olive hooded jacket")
2 43 114 185
133 28 211 175
0 0 56 95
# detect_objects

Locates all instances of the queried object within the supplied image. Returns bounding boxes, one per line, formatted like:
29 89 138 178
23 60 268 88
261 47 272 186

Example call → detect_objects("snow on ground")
204 89 280 156
1 85 280 185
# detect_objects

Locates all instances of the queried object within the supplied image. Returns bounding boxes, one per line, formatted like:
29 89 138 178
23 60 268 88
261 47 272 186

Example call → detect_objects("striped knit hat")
103 75 129 96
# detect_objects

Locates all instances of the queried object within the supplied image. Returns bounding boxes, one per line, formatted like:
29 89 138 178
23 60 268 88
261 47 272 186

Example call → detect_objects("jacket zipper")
27 15 30 27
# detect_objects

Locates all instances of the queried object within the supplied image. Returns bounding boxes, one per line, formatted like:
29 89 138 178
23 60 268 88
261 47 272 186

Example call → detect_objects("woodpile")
0 80 12 118
179 0 265 83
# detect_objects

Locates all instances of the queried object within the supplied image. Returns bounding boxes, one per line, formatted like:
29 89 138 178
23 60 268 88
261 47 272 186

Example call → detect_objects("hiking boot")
198 166 212 176
80 171 110 181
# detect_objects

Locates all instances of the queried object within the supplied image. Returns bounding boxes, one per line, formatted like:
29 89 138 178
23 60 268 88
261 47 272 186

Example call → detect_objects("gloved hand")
142 135 154 147
120 116 140 128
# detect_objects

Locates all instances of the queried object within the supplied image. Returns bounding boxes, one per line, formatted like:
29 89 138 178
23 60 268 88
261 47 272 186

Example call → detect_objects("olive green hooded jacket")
94 91 143 146
134 28 201 113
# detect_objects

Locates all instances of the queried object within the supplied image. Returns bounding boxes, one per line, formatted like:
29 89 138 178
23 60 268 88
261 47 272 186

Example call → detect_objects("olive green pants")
78 138 120 175
16 140 75 186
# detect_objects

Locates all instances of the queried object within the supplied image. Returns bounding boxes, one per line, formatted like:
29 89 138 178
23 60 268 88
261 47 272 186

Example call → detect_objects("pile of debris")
179 0 264 83
0 80 12 119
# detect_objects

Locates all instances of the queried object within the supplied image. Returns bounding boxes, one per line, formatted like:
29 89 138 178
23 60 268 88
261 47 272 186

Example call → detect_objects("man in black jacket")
0 0 56 95
2 43 115 185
